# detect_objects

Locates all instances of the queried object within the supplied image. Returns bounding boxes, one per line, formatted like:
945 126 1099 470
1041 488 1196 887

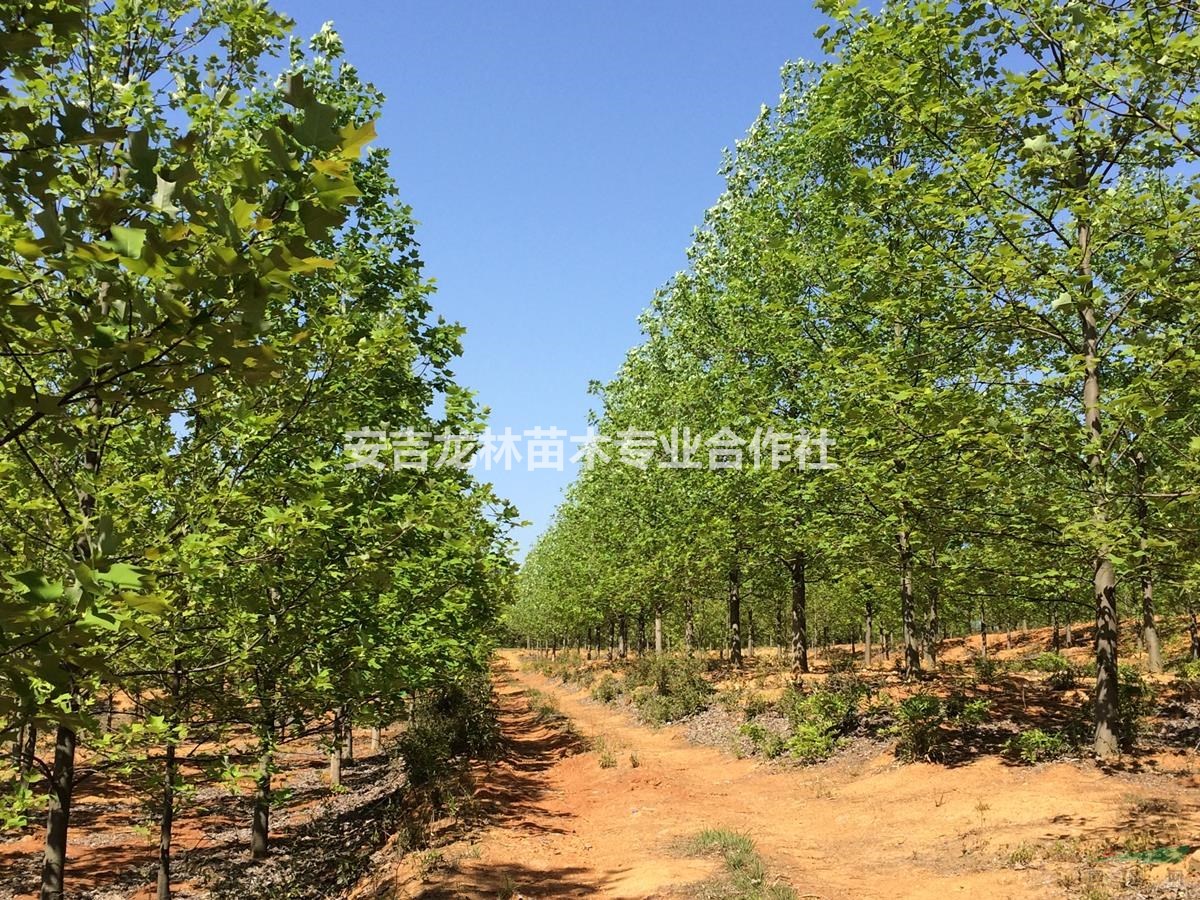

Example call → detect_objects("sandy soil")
361 651 1200 900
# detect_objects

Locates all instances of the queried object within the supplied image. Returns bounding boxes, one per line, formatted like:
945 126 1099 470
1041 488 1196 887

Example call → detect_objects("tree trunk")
864 600 873 667
19 723 36 778
342 709 353 762
654 606 663 656
1188 601 1200 661
1052 606 1061 652
157 739 176 900
728 562 743 667
1078 224 1119 758
608 620 615 661
684 597 695 655
747 608 755 657
922 550 940 669
979 603 989 660
618 615 628 660
1134 451 1162 673
898 526 920 676
370 727 381 753
39 723 77 900
251 756 271 859
789 552 809 678
329 712 342 788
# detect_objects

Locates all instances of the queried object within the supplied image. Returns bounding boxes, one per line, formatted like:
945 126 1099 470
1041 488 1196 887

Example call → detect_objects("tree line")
506 0 1200 761
0 4 514 898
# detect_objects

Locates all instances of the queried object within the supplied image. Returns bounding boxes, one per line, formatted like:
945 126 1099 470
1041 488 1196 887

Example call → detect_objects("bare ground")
361 651 1200 900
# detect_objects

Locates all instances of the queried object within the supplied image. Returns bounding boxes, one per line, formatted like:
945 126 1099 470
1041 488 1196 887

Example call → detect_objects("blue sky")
284 0 827 555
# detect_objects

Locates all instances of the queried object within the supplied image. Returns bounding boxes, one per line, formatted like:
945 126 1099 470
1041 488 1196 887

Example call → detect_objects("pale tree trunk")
979 602 988 660
1052 606 1061 652
898 526 920 676
370 727 381 753
789 552 809 679
654 605 663 656
618 615 628 660
1134 450 1162 673
342 708 353 762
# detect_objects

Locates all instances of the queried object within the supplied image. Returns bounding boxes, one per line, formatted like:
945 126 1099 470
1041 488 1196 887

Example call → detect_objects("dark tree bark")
728 562 743 667
39 722 77 900
789 552 809 678
898 527 920 676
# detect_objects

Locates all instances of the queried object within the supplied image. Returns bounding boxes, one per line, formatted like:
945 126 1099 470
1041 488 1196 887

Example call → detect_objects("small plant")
1115 664 1154 750
679 829 798 900
891 692 946 762
1005 727 1069 763
1028 652 1077 689
972 655 1001 684
598 748 617 769
629 751 640 768
739 722 787 759
591 674 623 704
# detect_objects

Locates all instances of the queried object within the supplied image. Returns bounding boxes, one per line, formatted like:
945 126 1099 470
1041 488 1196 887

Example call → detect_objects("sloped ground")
366 651 1200 900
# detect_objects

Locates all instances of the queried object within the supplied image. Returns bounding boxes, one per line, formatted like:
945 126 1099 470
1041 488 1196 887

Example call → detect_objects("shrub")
1028 652 1076 690
1115 664 1154 750
774 677 869 763
1175 659 1200 680
786 722 840 762
1005 727 1069 763
591 674 623 704
398 673 500 793
972 655 1002 684
891 693 946 762
739 722 787 759
628 656 713 725
944 694 991 727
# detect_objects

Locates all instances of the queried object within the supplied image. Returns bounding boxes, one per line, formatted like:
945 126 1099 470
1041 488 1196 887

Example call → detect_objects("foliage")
1005 728 1070 765
891 694 947 763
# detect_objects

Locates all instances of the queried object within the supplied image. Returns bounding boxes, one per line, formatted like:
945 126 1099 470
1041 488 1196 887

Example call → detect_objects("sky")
284 0 828 556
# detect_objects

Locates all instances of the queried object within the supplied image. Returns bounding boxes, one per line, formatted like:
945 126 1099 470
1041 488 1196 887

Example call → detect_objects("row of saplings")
525 651 1168 765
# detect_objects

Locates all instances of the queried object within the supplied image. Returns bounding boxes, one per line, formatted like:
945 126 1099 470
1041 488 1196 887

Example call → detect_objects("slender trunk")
654 606 663 656
1134 451 1162 673
864 600 873 667
370 726 381 753
789 552 809 678
728 562 743 667
1052 606 1061 652
618 615 628 660
19 723 36 778
1077 215 1119 758
39 722 77 900
42 373 105 900
898 526 920 676
608 620 615 662
251 749 272 859
1188 601 1200 661
156 739 176 900
979 603 988 661
922 549 940 669
747 608 755 657
637 611 646 656
329 711 343 788
342 708 353 762
684 597 695 655
156 662 182 900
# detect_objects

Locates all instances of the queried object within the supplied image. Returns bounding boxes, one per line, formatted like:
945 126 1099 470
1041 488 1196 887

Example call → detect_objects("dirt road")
359 652 1200 899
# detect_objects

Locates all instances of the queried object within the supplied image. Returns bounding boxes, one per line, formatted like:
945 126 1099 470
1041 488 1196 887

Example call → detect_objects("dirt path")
362 653 1200 899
